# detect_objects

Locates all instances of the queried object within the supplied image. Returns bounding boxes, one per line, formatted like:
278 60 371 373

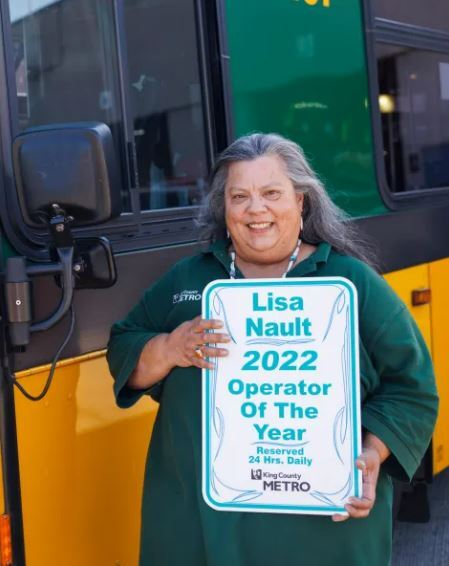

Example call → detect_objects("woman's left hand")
332 433 390 522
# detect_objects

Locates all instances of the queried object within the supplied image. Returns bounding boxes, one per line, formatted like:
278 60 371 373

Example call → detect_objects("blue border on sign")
202 278 361 514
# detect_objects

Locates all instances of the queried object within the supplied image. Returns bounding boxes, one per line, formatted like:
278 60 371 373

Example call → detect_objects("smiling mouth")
247 222 273 230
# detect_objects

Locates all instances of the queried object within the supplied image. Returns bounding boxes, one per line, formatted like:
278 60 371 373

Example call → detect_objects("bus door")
0 1 225 564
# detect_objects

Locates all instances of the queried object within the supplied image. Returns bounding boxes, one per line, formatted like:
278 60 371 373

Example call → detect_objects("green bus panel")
225 0 387 218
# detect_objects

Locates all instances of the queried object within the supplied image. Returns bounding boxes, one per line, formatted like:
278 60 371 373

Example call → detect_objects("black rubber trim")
375 19 449 52
0 234 26 566
0 0 48 261
0 361 26 566
214 0 234 144
355 204 449 272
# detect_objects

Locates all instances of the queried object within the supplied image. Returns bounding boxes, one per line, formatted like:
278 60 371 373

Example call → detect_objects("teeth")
248 222 271 229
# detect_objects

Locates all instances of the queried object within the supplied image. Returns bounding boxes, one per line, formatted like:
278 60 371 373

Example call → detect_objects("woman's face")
224 155 303 265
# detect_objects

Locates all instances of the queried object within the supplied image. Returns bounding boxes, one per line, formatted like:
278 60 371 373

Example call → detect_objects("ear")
295 192 304 209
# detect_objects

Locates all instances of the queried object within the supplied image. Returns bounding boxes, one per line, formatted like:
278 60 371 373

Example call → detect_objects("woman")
107 133 438 566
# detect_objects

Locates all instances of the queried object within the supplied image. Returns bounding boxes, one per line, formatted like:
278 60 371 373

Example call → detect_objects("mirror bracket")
47 203 75 249
72 237 117 290
3 207 116 349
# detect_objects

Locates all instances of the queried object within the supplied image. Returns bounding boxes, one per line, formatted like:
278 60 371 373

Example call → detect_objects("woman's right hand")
128 316 230 390
165 316 230 370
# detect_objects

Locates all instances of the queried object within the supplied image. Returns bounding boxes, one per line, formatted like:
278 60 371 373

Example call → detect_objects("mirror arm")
30 247 74 334
26 263 64 277
4 246 76 348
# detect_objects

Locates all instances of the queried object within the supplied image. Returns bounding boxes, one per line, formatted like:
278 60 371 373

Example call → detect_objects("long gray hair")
197 133 376 266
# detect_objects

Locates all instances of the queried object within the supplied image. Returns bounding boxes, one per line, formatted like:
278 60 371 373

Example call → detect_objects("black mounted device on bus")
4 122 121 348
12 122 122 228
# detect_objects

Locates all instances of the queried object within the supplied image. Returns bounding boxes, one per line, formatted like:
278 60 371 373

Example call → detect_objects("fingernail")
332 515 346 522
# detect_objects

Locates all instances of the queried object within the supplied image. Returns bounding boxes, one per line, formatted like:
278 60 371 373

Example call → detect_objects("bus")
0 0 448 564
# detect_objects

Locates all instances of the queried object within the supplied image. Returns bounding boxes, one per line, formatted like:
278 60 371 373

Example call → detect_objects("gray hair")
197 133 377 266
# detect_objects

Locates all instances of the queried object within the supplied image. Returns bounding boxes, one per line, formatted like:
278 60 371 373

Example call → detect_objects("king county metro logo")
251 470 311 492
173 290 202 304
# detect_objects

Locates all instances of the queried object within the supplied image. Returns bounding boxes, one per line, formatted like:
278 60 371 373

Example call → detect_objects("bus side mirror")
4 123 122 347
13 122 122 228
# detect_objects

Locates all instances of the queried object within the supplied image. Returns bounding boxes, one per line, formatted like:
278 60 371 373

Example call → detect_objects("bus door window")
372 0 449 194
377 45 449 192
8 0 129 210
123 0 209 211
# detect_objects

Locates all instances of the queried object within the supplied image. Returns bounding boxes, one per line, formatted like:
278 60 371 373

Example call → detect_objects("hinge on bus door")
4 206 76 348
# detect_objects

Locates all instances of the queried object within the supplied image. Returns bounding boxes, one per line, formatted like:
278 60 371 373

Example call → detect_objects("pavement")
393 467 449 566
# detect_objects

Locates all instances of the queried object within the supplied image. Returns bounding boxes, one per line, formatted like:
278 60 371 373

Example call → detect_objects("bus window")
376 45 449 193
123 0 209 211
371 0 449 196
8 0 129 210
372 0 449 33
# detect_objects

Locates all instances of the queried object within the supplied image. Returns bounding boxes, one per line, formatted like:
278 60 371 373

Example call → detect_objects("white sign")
202 278 361 515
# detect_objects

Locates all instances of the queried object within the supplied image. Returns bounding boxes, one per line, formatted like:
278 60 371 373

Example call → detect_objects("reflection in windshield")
10 0 61 23
8 0 129 209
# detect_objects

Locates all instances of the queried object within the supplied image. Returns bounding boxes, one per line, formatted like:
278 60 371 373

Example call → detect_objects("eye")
264 189 281 199
231 193 246 201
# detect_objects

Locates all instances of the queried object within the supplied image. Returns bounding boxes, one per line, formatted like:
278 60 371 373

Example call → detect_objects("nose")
246 194 267 213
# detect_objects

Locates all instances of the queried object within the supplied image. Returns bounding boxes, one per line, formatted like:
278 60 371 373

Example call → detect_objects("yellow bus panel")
429 259 449 474
14 354 156 566
384 264 432 350
385 261 449 475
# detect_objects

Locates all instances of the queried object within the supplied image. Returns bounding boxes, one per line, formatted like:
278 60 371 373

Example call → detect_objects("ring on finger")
194 347 204 359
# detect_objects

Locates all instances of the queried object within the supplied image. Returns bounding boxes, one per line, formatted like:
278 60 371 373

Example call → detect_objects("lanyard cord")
229 239 302 279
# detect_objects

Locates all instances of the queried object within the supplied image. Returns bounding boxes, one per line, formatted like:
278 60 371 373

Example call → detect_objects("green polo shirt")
107 242 438 566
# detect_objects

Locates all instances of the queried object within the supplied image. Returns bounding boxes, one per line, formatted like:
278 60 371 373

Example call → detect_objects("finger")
193 319 224 332
332 514 349 522
190 356 215 370
357 449 381 470
199 333 231 345
190 345 218 368
346 497 373 510
344 504 370 519
201 346 229 358
356 458 368 475
361 477 377 502
359 470 378 502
